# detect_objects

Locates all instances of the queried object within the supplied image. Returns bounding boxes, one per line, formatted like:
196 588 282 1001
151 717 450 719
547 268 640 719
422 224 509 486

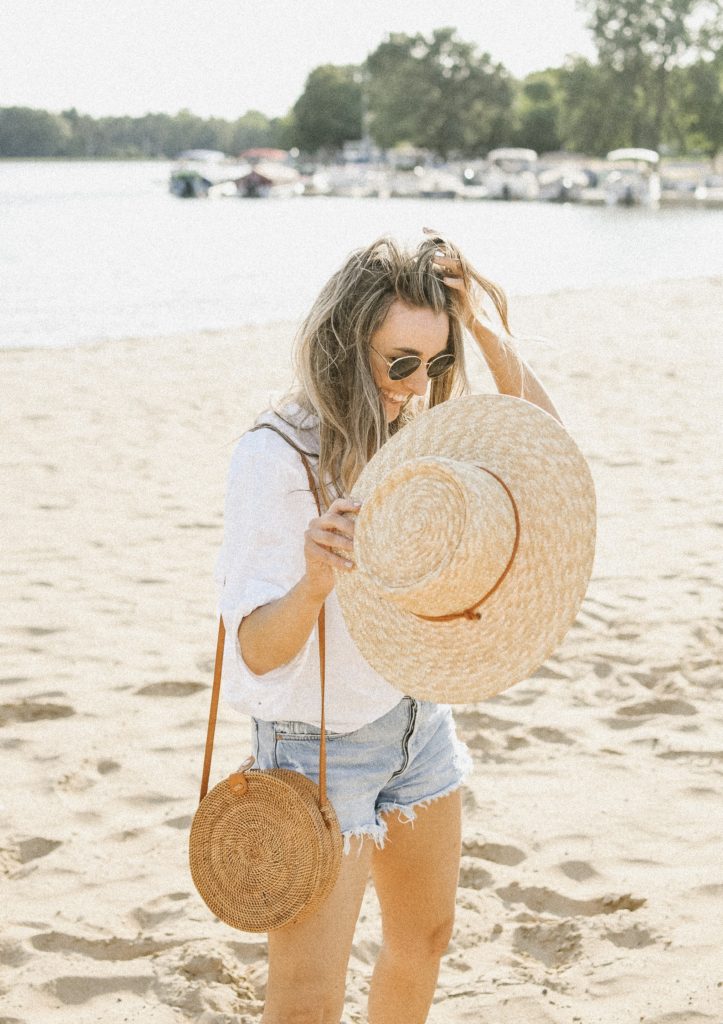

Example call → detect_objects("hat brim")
334 394 596 703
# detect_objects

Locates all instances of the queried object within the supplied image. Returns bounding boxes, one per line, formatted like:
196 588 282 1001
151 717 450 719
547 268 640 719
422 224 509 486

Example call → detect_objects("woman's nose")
408 366 429 396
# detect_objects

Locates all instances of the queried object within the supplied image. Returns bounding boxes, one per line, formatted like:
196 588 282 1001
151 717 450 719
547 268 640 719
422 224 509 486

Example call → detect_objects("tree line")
1 0 721 160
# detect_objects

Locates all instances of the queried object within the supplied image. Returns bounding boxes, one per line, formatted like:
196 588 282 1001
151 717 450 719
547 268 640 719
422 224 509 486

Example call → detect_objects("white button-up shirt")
214 407 403 732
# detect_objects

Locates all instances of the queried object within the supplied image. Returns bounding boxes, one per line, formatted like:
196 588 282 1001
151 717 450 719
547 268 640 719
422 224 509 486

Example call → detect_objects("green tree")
512 70 563 152
228 110 276 153
578 0 721 147
292 65 362 155
556 57 642 153
0 106 70 156
668 54 723 157
365 28 515 158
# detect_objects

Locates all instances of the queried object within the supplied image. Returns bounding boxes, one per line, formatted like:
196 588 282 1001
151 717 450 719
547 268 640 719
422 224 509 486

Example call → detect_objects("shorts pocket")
273 720 346 741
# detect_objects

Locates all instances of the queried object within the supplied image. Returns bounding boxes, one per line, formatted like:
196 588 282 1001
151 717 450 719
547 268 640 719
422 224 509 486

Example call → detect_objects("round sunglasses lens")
427 354 456 378
388 357 422 380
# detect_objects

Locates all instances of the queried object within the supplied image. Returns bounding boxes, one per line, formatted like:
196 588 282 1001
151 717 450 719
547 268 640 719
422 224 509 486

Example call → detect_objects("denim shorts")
250 698 472 854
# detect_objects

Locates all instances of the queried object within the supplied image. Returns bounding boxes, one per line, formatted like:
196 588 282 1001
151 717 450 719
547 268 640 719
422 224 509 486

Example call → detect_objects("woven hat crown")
354 456 518 618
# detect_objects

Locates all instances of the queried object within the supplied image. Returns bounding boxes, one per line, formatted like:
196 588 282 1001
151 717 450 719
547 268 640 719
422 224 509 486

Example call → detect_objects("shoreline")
1 273 720 355
2 274 722 1022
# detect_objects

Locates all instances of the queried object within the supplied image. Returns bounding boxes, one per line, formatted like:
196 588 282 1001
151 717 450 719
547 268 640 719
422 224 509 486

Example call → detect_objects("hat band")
413 465 520 624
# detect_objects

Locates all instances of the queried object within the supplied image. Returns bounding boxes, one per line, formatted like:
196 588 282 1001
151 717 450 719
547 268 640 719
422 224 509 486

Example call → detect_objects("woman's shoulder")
229 403 320 475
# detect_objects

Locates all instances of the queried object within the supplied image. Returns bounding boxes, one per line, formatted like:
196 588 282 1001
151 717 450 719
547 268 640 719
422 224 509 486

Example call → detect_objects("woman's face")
370 300 450 422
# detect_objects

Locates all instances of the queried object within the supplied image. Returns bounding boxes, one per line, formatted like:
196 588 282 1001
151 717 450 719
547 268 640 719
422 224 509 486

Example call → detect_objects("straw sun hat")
334 394 596 703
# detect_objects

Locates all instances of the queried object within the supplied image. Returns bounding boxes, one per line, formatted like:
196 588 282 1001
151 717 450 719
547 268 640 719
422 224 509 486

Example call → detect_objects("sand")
1 276 722 1023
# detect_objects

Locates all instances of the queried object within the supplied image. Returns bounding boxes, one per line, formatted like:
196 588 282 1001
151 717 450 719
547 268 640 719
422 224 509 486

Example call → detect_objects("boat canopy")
176 149 227 163
488 148 538 162
606 148 659 165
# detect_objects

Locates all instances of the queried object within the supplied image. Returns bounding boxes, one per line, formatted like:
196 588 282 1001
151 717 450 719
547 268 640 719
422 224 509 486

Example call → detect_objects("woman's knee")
385 913 456 962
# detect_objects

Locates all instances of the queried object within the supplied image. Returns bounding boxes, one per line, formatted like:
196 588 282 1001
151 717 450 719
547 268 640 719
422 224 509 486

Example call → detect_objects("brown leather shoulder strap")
248 422 323 511
199 422 330 811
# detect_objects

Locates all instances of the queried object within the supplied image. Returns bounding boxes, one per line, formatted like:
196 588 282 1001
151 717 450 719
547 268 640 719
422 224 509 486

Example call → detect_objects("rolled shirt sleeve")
214 429 318 705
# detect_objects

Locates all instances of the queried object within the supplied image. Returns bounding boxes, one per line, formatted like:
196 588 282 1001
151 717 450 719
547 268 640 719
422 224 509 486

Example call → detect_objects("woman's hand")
423 227 496 332
432 253 478 328
302 497 359 600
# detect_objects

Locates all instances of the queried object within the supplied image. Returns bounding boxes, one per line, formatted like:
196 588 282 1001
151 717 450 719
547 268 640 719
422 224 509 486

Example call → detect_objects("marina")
2 159 722 350
169 146 723 209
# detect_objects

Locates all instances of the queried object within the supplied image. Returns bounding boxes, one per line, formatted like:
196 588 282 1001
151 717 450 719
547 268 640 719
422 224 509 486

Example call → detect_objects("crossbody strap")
199 422 330 812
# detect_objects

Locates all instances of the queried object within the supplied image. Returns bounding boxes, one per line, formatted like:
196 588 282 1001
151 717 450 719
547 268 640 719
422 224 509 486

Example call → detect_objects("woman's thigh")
263 835 374 1020
371 789 463 956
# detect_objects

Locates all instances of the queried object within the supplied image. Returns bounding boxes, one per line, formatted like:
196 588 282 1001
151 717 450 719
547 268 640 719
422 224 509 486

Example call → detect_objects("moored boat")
484 148 539 200
603 149 661 207
169 150 250 198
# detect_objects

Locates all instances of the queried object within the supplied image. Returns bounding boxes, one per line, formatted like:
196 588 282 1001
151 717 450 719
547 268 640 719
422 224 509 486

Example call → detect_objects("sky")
1 0 596 120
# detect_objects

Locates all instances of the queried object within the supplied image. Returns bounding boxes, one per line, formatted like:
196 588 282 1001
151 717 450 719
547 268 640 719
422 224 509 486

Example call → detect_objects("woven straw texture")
189 769 342 932
334 394 596 703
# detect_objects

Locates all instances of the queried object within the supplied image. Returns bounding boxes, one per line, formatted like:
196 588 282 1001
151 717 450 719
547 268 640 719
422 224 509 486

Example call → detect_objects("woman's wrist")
297 571 333 607
468 314 506 353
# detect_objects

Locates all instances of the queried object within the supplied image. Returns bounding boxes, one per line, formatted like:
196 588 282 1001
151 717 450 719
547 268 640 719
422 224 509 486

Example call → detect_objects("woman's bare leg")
262 835 374 1024
367 790 463 1024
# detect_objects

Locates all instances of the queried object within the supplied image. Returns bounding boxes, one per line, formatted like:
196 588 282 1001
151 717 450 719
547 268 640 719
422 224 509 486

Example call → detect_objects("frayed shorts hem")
341 770 470 856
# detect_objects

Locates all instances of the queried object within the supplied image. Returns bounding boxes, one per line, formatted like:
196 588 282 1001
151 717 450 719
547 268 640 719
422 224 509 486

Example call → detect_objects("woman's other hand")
302 497 359 600
423 226 500 333
431 252 477 328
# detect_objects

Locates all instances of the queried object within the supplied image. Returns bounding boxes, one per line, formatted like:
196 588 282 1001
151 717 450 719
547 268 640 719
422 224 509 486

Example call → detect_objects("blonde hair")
280 233 510 508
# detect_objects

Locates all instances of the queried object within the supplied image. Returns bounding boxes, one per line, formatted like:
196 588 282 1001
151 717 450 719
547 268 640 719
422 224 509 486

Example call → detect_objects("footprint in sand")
454 709 520 732
603 923 656 948
122 791 183 806
135 681 206 697
0 837 62 877
557 860 600 882
0 937 34 967
130 892 191 930
458 837 528 889
656 748 723 764
529 726 574 746
463 839 527 866
0 701 74 726
616 699 697 718
495 881 645 917
164 814 193 830
195 655 214 675
458 859 495 889
604 698 699 732
55 757 110 793
512 918 582 969
150 942 259 1017
17 626 66 637
644 1013 717 1023
41 974 152 1005
29 931 176 960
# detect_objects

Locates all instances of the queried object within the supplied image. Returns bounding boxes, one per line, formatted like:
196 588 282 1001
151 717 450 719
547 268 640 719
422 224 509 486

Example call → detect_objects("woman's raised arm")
428 232 563 425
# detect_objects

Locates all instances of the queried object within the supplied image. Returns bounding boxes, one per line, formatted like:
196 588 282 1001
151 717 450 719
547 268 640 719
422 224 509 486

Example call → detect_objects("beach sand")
1 277 721 1023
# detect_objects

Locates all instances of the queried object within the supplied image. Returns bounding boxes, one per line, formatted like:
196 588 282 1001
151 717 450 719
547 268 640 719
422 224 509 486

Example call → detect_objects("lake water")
2 160 721 349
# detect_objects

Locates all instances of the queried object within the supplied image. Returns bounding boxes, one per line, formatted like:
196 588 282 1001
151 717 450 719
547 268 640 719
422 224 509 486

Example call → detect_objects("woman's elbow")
238 619 276 677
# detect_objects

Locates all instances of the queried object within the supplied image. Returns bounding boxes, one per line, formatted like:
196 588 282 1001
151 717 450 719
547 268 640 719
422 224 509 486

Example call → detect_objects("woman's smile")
370 300 450 421
379 387 410 405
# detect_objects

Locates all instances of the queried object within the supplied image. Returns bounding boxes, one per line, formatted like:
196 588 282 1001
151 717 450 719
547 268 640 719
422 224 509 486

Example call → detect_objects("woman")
215 230 562 1024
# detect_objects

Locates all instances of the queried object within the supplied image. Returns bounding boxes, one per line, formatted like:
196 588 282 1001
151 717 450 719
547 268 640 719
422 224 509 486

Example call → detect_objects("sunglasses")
371 345 456 381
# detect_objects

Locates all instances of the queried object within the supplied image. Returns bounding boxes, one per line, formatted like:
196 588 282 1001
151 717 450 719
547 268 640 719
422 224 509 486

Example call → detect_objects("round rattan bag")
189 755 342 932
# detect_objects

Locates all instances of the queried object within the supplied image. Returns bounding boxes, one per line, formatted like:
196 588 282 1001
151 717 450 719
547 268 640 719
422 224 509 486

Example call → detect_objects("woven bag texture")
189 769 342 932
